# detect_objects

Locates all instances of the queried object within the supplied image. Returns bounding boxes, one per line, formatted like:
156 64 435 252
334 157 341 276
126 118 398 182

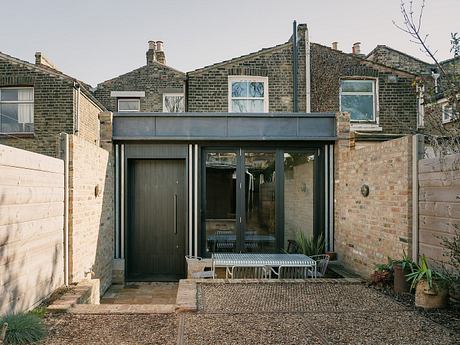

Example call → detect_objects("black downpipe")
185 72 189 112
292 20 299 112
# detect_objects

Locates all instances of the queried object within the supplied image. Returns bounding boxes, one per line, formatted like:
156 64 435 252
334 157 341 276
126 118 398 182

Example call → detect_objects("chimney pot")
352 42 361 55
156 41 164 52
148 41 156 51
35 52 58 70
332 42 338 50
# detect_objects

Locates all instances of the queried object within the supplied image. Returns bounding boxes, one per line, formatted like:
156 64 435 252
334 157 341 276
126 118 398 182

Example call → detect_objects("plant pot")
415 280 449 309
325 251 337 261
393 263 411 294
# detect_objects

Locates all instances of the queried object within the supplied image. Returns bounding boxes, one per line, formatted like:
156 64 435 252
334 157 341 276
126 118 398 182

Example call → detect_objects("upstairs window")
228 76 268 113
118 98 140 112
442 103 458 124
163 93 185 112
340 80 377 122
0 87 34 133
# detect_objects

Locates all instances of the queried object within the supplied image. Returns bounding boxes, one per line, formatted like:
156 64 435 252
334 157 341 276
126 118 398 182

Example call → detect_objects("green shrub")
294 232 325 256
0 313 46 345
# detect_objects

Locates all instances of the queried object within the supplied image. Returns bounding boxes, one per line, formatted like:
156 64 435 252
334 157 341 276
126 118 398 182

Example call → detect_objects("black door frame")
200 143 325 257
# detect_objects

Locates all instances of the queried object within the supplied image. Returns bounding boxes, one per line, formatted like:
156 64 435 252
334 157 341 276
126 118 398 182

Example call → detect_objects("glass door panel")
244 152 276 252
204 152 238 254
283 151 315 249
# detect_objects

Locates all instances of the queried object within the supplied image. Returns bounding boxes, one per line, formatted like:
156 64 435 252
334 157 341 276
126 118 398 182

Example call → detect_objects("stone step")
69 303 176 314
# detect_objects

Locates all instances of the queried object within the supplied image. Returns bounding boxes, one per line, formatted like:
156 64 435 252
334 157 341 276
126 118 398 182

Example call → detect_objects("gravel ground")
41 314 178 345
41 282 459 345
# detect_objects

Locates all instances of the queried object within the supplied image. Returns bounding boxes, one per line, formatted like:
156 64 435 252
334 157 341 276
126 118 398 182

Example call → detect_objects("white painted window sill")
350 123 383 132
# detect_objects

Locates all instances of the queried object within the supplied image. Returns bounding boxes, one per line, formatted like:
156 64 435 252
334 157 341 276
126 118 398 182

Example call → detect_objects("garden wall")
418 153 460 263
68 130 113 294
0 145 64 315
334 113 413 277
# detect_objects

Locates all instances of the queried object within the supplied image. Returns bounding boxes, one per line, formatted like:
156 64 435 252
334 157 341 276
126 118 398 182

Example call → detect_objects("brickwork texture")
334 113 414 276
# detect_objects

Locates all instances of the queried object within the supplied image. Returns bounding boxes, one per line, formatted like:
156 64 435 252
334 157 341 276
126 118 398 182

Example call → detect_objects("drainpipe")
292 20 298 112
305 25 311 112
73 82 80 134
412 134 424 262
59 133 70 286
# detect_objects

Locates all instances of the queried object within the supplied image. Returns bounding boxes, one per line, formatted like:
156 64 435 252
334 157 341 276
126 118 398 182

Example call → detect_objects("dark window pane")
249 82 264 97
0 89 19 101
341 95 374 121
341 80 373 93
232 82 248 97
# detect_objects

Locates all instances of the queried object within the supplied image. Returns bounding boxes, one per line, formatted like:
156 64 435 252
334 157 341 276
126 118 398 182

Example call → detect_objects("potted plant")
370 257 393 288
406 255 449 309
392 252 414 294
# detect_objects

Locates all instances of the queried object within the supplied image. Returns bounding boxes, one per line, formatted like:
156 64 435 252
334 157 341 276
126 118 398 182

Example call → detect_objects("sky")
1 0 458 86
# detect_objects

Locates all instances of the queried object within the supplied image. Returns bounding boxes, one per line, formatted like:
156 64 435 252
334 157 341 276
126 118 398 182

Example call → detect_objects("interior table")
211 253 317 279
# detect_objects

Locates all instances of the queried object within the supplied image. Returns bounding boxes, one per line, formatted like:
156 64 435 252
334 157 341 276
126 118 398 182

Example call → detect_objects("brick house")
95 23 423 282
94 41 185 114
0 51 105 157
367 45 460 134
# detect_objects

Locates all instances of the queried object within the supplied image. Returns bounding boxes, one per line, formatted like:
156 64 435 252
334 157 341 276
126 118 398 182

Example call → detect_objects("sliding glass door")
202 147 320 256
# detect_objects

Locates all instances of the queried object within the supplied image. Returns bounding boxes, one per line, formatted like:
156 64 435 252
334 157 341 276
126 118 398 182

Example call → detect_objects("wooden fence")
418 153 460 263
0 144 64 315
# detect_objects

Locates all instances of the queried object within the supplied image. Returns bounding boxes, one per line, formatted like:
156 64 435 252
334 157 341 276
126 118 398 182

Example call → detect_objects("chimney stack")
332 42 338 50
155 40 166 64
352 42 361 55
146 41 156 65
35 52 58 70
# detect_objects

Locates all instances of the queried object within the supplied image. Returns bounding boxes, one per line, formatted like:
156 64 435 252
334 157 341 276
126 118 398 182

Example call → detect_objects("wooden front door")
127 159 186 281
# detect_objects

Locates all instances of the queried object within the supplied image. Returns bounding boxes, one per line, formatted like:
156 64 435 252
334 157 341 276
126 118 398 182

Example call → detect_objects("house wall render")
0 144 64 315
418 153 460 263
334 113 413 276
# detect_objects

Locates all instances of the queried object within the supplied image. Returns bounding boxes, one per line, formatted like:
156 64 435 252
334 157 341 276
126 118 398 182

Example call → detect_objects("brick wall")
187 41 298 112
68 132 113 294
94 62 185 112
0 144 64 315
418 153 460 263
77 91 101 146
284 159 314 247
0 58 74 157
366 46 431 75
311 44 418 134
334 113 414 276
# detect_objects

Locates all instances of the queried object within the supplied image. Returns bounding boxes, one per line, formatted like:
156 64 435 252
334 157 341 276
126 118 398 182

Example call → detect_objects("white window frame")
417 84 425 128
0 86 34 134
117 98 140 112
163 93 185 112
339 79 378 123
228 76 269 113
442 102 458 124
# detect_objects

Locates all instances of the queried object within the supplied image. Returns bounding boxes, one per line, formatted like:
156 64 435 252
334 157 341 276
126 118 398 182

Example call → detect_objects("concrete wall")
418 153 460 263
0 144 64 315
334 113 413 276
68 132 113 294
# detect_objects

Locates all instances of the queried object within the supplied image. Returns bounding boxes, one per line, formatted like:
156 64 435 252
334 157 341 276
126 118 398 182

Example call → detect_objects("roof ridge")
188 41 291 74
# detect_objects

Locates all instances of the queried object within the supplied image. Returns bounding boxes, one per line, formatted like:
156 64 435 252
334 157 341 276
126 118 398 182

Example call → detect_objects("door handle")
174 193 178 234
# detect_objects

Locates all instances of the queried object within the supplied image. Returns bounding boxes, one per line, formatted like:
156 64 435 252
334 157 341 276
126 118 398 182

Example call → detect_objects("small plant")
0 313 46 345
392 251 415 272
406 255 446 290
293 232 325 256
371 257 393 287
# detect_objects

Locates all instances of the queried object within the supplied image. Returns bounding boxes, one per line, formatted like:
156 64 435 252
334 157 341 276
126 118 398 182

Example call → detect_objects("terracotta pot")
415 280 449 309
393 263 411 294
